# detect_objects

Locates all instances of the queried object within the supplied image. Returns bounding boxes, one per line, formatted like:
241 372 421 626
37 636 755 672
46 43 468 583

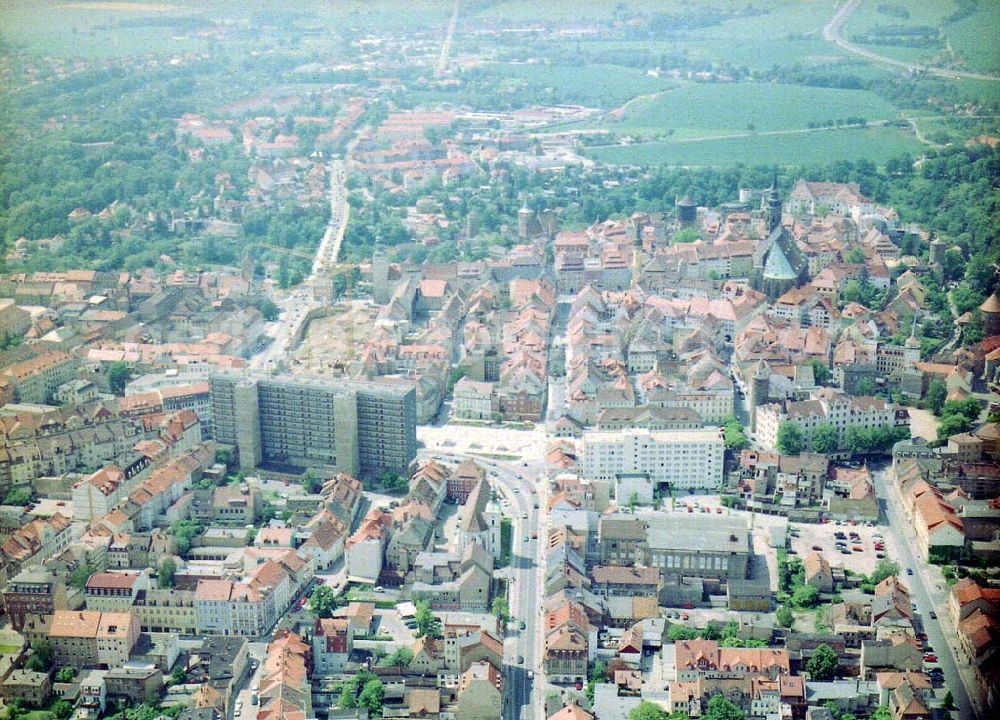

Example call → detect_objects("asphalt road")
418 447 547 720
872 467 981 719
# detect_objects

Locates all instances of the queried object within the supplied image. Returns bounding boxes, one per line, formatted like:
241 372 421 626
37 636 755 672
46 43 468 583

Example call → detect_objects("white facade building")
581 428 725 498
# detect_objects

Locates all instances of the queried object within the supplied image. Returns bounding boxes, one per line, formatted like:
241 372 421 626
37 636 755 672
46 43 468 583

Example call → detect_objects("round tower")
676 195 697 225
981 291 1000 338
517 202 534 239
928 237 946 266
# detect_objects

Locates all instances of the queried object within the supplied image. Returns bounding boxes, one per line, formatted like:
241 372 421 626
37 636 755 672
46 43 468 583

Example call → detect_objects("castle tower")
749 359 770 434
928 237 946 267
762 172 783 235
981 291 1000 338
676 195 697 225
372 241 389 305
518 201 535 240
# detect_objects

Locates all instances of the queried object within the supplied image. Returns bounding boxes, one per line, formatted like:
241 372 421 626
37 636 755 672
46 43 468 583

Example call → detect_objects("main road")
417 440 548 720
872 466 981 719
250 157 350 372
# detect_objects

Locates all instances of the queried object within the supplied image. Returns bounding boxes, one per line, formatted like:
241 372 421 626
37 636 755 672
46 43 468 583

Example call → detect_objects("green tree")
303 471 323 494
857 377 877 396
414 600 441 638
68 564 94 590
55 667 76 683
871 559 900 584
628 702 671 720
792 585 820 608
942 691 954 710
338 684 358 709
723 417 748 451
923 379 947 415
869 707 892 720
308 584 338 618
705 694 746 720
168 665 187 685
170 521 203 558
255 298 279 321
937 413 974 441
806 359 832 386
52 700 74 720
776 605 794 628
158 558 176 589
26 640 54 672
358 678 384 712
491 596 510 624
256 499 277 525
381 647 413 668
672 228 700 244
585 660 607 704
668 623 700 641
2 487 32 506
214 448 232 467
806 643 839 681
941 397 981 424
776 422 805 455
107 361 131 395
811 424 839 454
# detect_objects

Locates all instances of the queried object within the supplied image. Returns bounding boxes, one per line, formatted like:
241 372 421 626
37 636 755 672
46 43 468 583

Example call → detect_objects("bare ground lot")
291 303 379 375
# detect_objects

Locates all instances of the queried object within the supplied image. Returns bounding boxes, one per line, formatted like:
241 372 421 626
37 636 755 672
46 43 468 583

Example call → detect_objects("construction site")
289 300 379 376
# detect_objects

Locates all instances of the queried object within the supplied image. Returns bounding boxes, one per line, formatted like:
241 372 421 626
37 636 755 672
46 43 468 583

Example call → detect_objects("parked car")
907 567 914 576
812 545 823 551
929 611 937 619
923 654 938 663
517 655 524 664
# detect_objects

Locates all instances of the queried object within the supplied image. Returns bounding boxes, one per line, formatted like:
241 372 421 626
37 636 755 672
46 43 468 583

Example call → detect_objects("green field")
844 0 1000 76
560 82 900 139
493 62 675 108
584 125 924 167
0 0 452 57
948 2 1000 74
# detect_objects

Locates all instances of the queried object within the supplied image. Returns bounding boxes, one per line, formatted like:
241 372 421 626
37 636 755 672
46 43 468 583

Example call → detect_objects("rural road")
823 0 1000 82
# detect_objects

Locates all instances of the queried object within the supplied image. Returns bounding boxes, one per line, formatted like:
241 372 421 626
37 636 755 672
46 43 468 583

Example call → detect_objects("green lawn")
584 125 924 167
564 82 900 140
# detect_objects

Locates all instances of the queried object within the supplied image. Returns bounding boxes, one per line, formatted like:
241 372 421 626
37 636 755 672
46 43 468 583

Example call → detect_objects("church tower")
749 359 770 435
372 239 389 305
904 314 921 367
763 172 782 235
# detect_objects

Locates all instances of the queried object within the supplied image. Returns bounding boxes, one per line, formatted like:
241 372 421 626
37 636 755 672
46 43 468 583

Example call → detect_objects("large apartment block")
210 373 416 478
581 428 725 501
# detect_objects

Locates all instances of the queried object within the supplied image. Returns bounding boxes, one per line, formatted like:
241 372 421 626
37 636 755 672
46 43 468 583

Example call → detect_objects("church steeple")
763 170 782 235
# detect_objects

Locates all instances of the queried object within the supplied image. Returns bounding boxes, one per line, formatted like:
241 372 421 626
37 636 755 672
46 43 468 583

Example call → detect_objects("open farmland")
584 124 923 167
562 82 901 140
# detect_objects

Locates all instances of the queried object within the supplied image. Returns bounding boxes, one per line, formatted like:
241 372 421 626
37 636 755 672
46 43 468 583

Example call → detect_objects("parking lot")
787 520 887 576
